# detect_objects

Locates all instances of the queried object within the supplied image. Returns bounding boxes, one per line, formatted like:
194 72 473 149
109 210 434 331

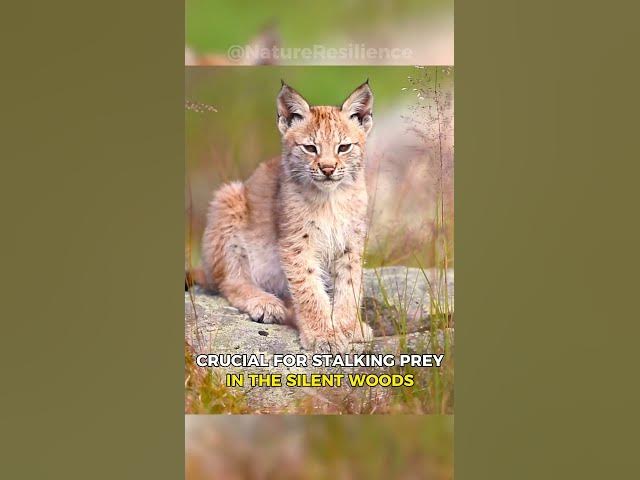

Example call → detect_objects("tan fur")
201 82 375 352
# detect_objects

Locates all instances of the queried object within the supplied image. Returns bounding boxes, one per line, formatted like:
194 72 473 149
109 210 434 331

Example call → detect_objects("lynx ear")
277 82 311 135
341 81 373 135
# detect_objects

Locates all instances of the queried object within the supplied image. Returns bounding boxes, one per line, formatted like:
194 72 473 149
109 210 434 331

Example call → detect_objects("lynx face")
276 82 374 192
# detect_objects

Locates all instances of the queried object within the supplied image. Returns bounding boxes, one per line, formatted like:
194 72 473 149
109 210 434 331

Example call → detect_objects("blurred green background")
186 67 414 168
186 66 454 270
186 0 454 65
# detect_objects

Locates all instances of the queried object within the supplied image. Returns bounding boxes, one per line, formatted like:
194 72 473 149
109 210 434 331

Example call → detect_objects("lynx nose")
320 165 336 177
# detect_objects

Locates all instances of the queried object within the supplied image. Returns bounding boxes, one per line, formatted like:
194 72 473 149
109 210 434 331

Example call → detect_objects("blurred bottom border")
186 414 453 480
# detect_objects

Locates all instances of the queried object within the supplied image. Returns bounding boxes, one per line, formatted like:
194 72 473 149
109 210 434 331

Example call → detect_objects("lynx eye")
338 143 353 154
302 144 318 154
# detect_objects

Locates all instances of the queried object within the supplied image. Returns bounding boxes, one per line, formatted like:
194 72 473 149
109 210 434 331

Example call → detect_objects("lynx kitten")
201 81 374 352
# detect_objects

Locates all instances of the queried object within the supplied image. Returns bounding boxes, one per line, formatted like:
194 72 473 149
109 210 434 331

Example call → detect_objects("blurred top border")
185 0 453 66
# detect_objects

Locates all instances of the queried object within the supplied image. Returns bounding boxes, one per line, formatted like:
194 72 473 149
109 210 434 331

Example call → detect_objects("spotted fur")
201 82 374 352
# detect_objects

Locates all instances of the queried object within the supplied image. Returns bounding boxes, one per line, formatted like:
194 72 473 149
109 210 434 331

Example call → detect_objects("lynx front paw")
299 328 350 353
244 295 287 324
344 321 374 343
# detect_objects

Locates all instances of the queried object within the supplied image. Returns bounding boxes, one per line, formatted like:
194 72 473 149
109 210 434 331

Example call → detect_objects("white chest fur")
311 208 348 264
308 190 363 267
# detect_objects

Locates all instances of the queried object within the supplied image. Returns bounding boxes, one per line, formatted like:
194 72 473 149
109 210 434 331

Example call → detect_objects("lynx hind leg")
201 182 287 324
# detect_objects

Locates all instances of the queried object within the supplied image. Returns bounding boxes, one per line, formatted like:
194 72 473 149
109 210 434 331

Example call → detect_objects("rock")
185 267 454 412
362 266 454 335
